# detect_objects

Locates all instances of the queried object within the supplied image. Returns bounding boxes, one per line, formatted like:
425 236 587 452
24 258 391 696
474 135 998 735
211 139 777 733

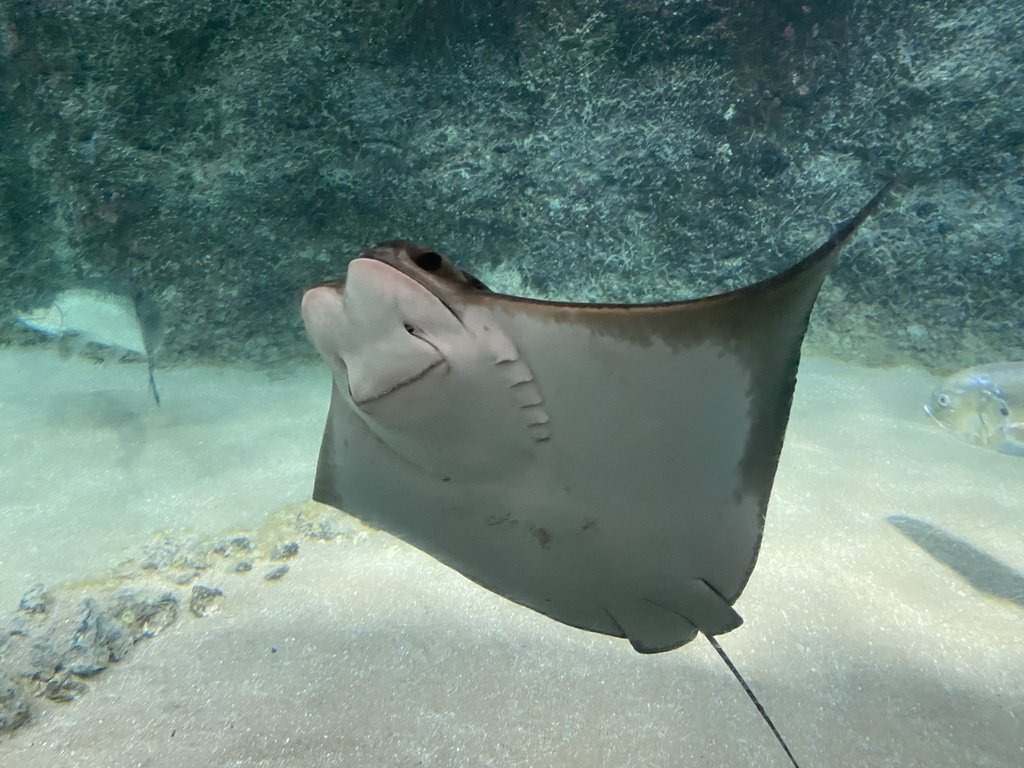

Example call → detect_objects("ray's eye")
413 251 443 271
936 394 951 407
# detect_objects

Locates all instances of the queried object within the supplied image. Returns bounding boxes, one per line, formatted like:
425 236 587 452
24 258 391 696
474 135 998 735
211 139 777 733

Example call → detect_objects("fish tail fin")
148 360 161 405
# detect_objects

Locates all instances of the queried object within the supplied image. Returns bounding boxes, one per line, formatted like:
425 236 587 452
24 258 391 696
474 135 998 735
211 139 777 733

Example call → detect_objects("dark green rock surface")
2 0 1021 370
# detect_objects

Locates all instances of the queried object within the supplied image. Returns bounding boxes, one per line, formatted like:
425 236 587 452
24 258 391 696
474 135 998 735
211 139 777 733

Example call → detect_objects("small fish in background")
15 285 165 404
925 362 1024 456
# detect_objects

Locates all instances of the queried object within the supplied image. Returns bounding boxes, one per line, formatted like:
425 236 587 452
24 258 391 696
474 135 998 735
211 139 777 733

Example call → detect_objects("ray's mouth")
349 358 446 408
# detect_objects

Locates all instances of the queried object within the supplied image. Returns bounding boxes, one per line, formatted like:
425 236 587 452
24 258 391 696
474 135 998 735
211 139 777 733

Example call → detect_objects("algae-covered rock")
0 675 30 732
0 586 181 716
107 589 179 640
212 534 255 558
189 585 224 618
0 506 355 722
269 542 299 561
0 0 1020 371
64 597 134 676
295 502 366 541
137 534 210 584
37 673 89 703
264 565 289 582
18 583 53 617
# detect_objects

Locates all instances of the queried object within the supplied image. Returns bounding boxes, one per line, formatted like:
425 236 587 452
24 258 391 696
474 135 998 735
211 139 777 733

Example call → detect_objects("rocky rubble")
0 501 363 734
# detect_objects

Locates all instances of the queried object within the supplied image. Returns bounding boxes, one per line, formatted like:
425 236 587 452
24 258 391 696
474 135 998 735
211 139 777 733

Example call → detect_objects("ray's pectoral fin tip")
683 578 744 634
608 579 744 654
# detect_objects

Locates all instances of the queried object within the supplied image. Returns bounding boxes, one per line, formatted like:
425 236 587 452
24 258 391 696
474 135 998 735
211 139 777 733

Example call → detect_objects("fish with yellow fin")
925 363 1024 456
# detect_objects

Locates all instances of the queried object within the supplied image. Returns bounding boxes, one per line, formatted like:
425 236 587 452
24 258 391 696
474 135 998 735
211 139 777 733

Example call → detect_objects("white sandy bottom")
1 350 1022 767
0 350 326 608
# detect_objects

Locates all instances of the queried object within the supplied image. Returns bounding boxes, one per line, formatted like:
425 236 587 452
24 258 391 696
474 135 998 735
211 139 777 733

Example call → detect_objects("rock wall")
1 0 1021 369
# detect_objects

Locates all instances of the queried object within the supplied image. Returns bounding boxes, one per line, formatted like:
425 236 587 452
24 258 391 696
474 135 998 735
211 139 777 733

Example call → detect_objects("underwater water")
0 351 1021 766
2 0 1023 766
0 349 326 611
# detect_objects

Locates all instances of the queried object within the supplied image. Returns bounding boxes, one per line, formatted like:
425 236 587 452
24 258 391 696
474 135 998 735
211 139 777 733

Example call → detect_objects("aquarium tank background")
0 1 1022 766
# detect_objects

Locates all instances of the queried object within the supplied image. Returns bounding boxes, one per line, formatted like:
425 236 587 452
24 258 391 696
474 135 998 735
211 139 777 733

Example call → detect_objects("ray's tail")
705 633 801 768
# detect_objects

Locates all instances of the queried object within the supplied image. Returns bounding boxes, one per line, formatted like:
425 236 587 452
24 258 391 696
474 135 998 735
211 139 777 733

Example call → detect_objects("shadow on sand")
887 515 1024 609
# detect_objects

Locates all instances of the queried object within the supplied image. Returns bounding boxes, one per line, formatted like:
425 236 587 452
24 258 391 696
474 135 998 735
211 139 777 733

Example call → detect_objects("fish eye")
413 251 443 272
1000 407 1009 417
936 394 951 407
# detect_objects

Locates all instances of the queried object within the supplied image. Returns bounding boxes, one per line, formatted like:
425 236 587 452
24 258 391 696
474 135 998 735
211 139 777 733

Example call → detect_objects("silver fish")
925 362 1024 456
15 286 164 404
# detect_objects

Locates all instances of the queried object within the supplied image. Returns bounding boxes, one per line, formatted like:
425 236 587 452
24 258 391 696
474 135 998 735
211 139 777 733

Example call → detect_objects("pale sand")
0 349 327 610
1 349 1022 767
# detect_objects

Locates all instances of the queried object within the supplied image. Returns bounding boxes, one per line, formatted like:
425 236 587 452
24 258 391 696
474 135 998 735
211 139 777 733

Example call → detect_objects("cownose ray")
302 186 890 767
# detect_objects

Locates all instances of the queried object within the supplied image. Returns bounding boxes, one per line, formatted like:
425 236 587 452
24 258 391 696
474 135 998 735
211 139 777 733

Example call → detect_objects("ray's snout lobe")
302 259 451 407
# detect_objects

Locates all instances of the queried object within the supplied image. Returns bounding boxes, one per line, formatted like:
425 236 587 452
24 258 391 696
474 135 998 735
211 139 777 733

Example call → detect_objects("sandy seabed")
0 348 1022 767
